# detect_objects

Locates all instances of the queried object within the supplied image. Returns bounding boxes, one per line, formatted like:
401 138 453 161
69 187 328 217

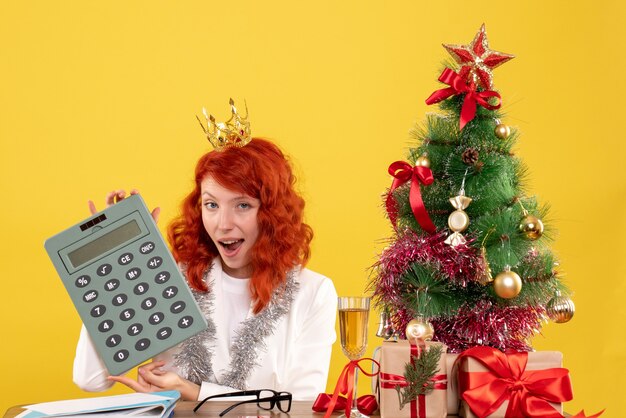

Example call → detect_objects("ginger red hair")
168 138 313 313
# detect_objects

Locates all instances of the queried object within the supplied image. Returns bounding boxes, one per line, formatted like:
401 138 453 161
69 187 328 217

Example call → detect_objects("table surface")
3 401 468 417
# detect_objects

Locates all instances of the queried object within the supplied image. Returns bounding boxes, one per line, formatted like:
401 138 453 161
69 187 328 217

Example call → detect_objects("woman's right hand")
108 360 200 401
88 189 161 223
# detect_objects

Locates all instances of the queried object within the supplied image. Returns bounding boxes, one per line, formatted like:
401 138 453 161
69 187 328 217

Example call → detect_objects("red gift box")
455 347 573 418
378 340 447 418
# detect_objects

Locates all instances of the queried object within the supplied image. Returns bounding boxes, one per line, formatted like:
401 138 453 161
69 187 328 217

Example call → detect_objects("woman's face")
200 176 260 278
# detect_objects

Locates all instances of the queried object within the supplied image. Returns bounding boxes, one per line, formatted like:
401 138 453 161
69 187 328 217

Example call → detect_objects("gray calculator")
45 194 208 375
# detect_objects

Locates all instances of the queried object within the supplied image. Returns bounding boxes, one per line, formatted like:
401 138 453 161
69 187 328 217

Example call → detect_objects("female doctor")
72 106 337 401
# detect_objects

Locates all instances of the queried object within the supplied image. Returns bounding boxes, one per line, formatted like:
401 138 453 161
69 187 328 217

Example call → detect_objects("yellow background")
1 1 624 415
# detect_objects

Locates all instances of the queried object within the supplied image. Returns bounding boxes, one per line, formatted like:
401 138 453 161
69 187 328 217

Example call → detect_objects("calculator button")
119 308 135 321
133 282 149 295
118 253 134 265
178 316 194 329
127 323 143 336
156 327 172 340
112 293 128 306
149 312 165 325
106 334 122 348
75 275 91 288
90 304 106 318
98 319 115 332
141 297 157 310
170 301 186 314
135 338 151 351
147 256 163 269
97 264 113 277
83 290 98 303
114 349 129 363
126 267 142 280
154 271 170 284
162 286 178 299
104 279 120 292
139 242 155 255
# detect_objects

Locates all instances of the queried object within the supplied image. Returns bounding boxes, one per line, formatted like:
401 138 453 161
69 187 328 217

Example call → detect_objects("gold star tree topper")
443 24 515 90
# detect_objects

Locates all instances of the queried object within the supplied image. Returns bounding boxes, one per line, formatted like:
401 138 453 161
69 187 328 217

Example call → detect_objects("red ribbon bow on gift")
425 68 502 130
312 393 378 416
313 358 379 418
457 346 574 418
386 161 436 234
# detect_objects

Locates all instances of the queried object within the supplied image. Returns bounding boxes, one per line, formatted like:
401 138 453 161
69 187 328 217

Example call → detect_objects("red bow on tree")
425 68 502 130
386 161 436 234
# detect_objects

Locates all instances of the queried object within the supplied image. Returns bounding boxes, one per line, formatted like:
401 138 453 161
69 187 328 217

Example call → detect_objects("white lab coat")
73 259 337 401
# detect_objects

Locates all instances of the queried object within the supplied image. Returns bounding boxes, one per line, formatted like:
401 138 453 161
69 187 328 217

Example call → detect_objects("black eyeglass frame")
193 389 292 416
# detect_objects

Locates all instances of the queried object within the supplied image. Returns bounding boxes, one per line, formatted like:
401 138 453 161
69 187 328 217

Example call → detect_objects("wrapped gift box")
456 348 572 418
378 340 447 418
446 353 460 415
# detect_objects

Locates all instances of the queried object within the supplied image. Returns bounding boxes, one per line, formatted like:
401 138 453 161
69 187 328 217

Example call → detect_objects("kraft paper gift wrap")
456 349 570 418
446 353 460 415
378 340 447 418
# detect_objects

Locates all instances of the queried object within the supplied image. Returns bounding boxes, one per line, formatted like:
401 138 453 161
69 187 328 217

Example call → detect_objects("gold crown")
196 98 251 150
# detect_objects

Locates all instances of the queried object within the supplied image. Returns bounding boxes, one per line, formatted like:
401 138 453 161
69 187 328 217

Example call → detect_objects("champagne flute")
338 296 370 418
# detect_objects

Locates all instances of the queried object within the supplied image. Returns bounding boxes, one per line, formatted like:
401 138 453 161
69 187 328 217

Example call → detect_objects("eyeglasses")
194 389 292 416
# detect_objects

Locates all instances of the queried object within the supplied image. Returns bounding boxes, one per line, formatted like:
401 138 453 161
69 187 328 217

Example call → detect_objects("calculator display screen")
68 220 142 268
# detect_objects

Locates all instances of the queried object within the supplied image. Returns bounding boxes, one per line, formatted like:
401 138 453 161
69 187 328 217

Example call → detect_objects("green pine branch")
399 262 462 317
395 344 444 410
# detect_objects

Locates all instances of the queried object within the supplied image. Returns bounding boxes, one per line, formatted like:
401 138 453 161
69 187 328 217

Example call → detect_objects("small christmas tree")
370 24 575 353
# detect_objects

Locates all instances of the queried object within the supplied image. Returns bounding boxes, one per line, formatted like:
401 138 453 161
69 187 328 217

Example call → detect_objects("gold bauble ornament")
546 292 575 323
493 267 522 299
495 123 511 139
415 154 431 168
405 316 434 341
519 214 544 240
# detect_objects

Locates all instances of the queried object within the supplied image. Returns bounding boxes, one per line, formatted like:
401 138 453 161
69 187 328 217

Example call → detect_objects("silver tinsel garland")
174 268 299 389
173 285 215 385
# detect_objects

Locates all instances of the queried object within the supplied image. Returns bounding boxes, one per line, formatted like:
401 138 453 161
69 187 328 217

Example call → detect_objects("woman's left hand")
108 361 200 401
